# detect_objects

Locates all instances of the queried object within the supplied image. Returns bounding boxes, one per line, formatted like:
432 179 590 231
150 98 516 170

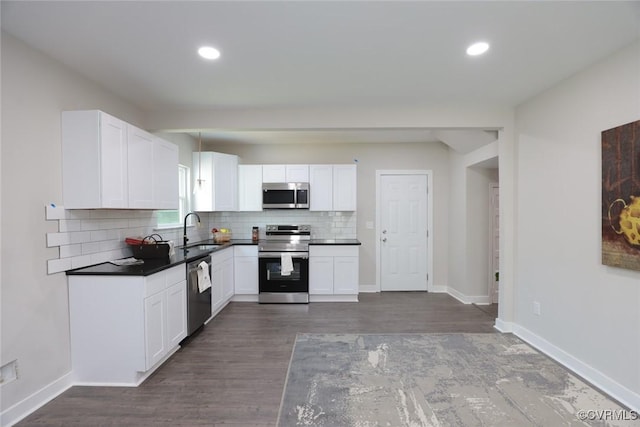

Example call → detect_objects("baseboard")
358 284 378 293
231 294 259 302
446 287 490 305
493 318 514 333
1 371 73 427
512 324 640 412
429 285 448 293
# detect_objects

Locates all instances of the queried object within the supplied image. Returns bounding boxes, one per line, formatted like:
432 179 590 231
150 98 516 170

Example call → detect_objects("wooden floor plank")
17 292 497 426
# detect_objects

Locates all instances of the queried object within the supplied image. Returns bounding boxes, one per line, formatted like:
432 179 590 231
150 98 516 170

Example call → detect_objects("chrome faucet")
183 212 201 247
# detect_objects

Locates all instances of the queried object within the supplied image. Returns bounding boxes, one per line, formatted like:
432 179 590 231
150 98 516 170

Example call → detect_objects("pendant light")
194 132 205 192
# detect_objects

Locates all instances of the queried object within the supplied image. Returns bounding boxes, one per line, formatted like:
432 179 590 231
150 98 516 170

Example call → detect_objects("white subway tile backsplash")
59 244 82 258
69 231 92 244
81 242 101 254
71 255 93 269
45 204 66 220
47 258 72 274
47 232 71 247
58 220 82 232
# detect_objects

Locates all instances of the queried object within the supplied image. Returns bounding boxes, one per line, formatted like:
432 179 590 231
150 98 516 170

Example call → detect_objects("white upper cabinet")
152 138 179 210
309 164 357 211
193 152 239 211
309 165 333 211
62 110 179 210
238 165 263 211
128 126 179 209
62 110 128 209
285 164 309 182
262 164 309 183
127 125 154 208
333 164 357 211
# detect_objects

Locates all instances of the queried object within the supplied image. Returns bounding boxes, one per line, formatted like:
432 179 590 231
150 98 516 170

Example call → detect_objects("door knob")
382 230 387 234
382 237 387 242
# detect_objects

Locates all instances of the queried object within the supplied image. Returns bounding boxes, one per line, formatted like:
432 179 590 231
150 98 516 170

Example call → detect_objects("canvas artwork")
602 119 640 270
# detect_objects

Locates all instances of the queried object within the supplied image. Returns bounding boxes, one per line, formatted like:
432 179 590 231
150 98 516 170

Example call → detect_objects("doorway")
489 183 500 304
376 171 432 291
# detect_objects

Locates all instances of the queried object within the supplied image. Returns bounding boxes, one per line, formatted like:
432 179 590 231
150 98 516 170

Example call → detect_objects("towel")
197 261 211 293
281 253 294 276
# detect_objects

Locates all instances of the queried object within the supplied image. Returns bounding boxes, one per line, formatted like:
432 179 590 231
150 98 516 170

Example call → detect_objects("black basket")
130 234 171 259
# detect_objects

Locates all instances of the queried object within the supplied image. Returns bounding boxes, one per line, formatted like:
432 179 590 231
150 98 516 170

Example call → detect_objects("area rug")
277 333 634 426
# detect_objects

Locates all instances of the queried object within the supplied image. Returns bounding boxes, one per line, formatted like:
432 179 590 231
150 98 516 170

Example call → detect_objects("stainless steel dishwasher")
186 255 212 336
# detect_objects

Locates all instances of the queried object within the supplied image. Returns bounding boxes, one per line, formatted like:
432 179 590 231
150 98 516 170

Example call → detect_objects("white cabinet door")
193 152 239 211
234 246 259 294
310 246 359 295
166 280 187 349
128 125 154 209
286 165 309 182
100 113 129 208
333 165 357 211
222 256 235 301
309 256 334 294
62 110 128 209
309 165 333 211
210 260 224 315
262 165 286 183
153 138 179 209
238 165 263 211
214 153 238 211
144 292 166 370
333 257 359 294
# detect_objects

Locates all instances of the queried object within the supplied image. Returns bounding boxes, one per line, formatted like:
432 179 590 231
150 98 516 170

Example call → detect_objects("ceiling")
2 1 639 151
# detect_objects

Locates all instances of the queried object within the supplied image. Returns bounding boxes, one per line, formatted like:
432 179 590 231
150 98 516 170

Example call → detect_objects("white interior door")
379 173 428 291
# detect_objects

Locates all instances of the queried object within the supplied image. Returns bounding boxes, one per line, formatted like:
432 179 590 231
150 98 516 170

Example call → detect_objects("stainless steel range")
258 224 310 303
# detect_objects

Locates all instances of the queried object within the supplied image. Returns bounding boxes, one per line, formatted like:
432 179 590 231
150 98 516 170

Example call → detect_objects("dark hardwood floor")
18 292 498 426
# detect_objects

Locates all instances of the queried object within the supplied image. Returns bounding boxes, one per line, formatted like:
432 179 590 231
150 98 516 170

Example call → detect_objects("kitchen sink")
193 244 221 250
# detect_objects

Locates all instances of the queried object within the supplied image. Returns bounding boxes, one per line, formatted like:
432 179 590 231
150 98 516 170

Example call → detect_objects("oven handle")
258 252 309 259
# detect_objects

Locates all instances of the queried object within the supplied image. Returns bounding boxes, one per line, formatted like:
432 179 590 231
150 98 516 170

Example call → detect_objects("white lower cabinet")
309 245 359 301
211 247 235 315
68 264 187 385
234 245 259 296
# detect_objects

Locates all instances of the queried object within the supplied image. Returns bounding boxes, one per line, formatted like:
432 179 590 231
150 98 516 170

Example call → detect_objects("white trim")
375 170 433 292
511 324 640 412
429 285 448 293
231 295 259 302
1 371 73 427
493 318 514 333
358 284 378 293
447 286 491 305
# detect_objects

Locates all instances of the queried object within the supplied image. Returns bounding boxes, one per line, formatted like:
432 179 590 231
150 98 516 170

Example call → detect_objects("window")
157 164 191 228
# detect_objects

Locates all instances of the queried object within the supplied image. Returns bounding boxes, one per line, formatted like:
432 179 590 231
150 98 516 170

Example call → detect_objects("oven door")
258 252 309 302
262 183 296 209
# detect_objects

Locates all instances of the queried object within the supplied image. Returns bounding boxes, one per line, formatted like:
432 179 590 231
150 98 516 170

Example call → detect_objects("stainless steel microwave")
262 182 310 209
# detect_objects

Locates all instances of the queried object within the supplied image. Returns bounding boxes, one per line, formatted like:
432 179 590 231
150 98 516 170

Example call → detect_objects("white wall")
0 33 144 420
514 41 640 408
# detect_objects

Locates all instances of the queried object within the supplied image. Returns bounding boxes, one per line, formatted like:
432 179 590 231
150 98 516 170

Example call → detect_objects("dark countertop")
66 238 360 277
309 239 361 245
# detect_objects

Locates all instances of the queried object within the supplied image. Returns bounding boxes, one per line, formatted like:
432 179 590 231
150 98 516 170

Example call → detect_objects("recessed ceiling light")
198 46 221 60
466 42 489 56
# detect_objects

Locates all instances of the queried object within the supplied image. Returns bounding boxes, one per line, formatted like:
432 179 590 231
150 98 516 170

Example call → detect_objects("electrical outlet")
0 360 18 385
533 301 541 316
